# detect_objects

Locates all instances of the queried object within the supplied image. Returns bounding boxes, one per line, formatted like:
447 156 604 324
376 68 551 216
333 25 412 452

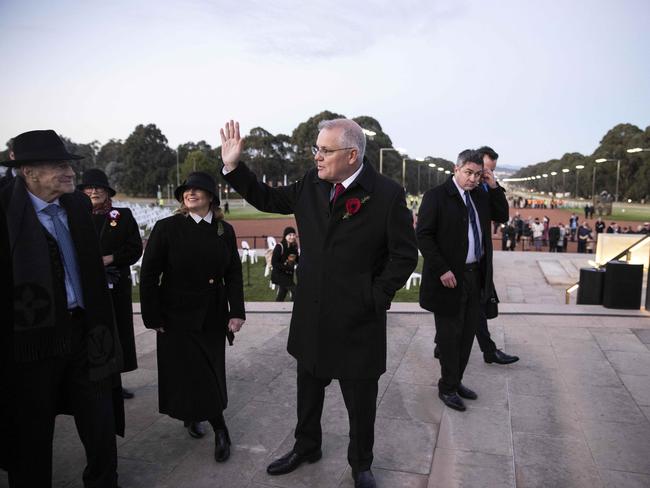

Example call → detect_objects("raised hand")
220 120 244 170
482 168 498 189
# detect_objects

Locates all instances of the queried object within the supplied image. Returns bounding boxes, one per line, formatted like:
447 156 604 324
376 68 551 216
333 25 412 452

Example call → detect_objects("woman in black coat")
271 226 299 302
78 169 143 399
139 171 245 463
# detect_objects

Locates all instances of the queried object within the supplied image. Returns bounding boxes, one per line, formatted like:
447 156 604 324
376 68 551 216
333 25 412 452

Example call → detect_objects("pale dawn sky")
1 0 648 167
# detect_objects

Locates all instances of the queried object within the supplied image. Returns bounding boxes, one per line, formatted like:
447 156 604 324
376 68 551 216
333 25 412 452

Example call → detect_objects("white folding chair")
405 272 422 290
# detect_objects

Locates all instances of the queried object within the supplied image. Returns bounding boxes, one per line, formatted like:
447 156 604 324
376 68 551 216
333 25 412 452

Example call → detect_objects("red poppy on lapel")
342 196 371 220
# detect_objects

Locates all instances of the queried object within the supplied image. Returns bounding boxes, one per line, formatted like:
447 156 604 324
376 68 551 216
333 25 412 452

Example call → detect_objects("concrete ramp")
538 259 580 285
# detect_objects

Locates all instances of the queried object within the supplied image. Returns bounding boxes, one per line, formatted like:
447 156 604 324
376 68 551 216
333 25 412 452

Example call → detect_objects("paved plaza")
2 252 650 488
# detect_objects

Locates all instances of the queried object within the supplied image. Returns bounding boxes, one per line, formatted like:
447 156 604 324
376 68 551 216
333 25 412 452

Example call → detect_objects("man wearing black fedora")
0 130 123 487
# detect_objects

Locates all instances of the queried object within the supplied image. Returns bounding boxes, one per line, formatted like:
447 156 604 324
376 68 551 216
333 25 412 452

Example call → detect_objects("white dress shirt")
452 177 483 264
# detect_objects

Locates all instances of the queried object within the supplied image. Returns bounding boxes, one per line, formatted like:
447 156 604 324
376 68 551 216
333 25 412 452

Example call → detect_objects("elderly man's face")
24 162 75 202
454 162 483 191
313 127 358 184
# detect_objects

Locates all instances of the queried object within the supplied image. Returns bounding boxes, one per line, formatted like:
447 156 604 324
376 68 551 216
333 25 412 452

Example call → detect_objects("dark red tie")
332 183 345 204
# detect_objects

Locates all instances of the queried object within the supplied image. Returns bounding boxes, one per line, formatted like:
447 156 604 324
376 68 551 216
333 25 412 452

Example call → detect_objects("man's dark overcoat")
0 180 125 470
224 162 418 379
92 207 142 372
417 176 509 316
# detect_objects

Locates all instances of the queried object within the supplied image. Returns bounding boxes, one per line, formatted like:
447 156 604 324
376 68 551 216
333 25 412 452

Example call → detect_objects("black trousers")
475 304 497 354
275 283 296 302
6 313 117 488
294 363 378 474
433 267 481 394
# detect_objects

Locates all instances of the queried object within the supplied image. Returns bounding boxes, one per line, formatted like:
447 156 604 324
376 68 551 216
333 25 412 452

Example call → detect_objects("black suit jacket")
224 162 418 379
417 176 509 316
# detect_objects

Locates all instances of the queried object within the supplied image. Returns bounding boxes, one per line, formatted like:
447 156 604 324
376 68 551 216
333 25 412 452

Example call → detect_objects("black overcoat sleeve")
111 208 143 267
416 189 449 279
223 162 299 214
139 220 167 329
223 222 245 320
373 187 418 310
488 184 509 223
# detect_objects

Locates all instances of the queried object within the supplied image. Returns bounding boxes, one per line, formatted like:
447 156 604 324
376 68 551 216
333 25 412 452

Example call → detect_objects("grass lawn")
224 207 293 220
133 257 424 303
564 204 650 222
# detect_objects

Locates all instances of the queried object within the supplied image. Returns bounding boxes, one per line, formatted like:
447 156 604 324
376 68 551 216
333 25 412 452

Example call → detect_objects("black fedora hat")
2 129 83 167
175 171 220 206
77 168 116 197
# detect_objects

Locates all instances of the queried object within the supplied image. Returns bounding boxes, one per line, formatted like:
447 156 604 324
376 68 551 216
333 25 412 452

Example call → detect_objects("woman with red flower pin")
78 169 143 399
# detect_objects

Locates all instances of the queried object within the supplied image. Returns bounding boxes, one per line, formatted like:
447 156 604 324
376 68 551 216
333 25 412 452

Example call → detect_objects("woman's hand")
228 318 245 333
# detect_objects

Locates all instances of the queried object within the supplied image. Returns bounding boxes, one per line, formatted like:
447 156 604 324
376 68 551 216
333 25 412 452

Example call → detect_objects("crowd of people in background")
500 213 650 253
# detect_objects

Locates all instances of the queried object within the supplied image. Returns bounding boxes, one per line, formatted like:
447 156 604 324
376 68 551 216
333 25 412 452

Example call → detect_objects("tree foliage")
120 124 176 197
514 123 650 201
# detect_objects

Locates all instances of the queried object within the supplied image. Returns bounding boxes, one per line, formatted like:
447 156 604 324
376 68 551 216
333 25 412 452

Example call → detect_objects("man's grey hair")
456 149 483 168
317 118 366 164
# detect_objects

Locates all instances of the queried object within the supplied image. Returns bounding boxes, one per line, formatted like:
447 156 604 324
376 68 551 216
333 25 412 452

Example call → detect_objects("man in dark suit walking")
0 130 123 487
474 146 518 365
417 149 508 412
221 119 417 488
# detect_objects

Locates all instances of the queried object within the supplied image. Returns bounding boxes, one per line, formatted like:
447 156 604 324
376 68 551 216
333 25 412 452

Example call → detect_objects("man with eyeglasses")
220 118 417 488
417 149 508 411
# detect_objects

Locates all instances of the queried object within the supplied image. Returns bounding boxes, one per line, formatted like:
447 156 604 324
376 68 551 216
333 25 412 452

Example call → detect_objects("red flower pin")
343 196 370 219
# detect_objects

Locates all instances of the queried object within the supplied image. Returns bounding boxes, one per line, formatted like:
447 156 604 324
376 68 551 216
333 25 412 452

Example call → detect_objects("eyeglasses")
311 145 354 156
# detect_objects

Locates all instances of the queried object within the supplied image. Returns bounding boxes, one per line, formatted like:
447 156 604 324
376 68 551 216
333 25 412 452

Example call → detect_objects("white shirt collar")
452 175 468 199
337 163 364 190
189 211 213 224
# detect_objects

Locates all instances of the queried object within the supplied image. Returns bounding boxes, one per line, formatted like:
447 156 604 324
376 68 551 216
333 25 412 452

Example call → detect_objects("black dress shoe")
266 449 322 475
214 429 231 462
438 391 466 411
457 383 478 400
484 349 519 365
434 345 440 359
353 469 376 488
121 387 134 399
184 421 206 439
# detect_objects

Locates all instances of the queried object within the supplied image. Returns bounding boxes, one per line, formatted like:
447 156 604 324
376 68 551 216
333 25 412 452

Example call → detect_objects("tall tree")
179 149 219 181
121 124 175 196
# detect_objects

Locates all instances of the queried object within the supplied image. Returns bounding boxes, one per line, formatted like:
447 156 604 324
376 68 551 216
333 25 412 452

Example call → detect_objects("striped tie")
42 204 84 308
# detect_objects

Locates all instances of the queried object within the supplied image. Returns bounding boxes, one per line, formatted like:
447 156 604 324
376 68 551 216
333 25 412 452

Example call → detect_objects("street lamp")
594 158 621 202
626 147 650 153
379 147 406 174
401 157 424 193
561 168 569 191
550 171 557 193
427 162 436 188
575 165 585 198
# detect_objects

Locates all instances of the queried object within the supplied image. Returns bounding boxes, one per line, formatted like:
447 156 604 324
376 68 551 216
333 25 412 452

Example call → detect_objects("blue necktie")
42 204 84 308
464 191 482 261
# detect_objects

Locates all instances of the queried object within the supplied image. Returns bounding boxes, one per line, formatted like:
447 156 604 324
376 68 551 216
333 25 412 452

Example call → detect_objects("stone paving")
2 253 650 488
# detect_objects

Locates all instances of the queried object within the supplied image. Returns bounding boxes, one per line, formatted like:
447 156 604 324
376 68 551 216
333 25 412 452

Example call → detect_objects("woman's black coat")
92 207 142 372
